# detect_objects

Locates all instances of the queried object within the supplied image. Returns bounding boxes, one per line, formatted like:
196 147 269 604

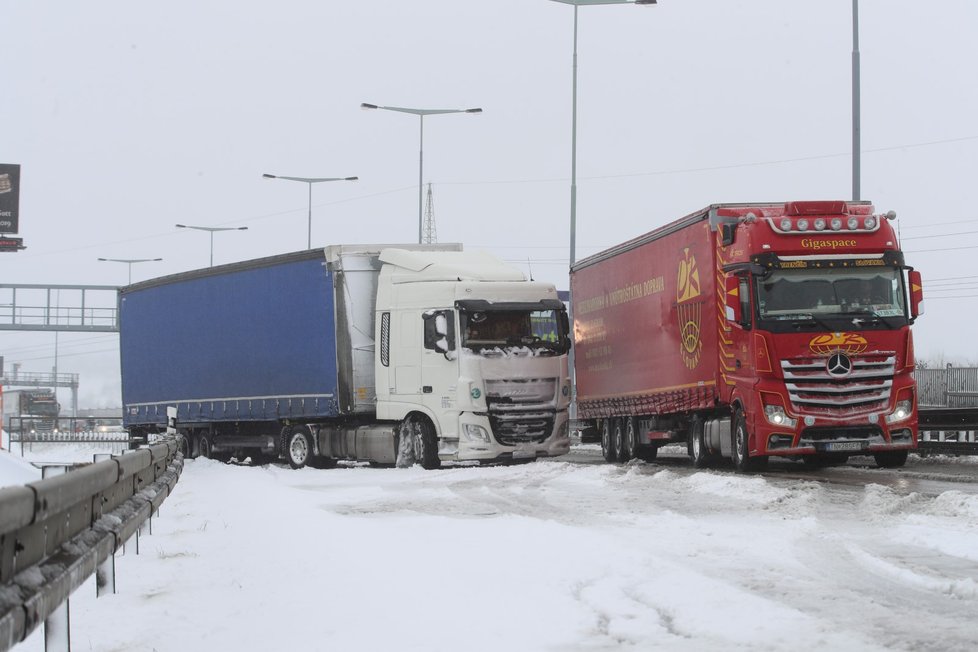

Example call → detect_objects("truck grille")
781 353 896 413
485 378 557 445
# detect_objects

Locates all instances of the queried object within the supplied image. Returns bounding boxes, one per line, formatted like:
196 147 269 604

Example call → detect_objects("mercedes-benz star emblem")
826 352 853 377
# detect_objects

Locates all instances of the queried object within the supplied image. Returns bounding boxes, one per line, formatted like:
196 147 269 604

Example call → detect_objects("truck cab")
717 201 922 469
371 248 572 466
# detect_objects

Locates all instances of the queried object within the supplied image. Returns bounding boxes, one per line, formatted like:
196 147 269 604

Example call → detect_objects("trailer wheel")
612 418 628 462
732 411 767 473
624 418 640 461
600 420 615 463
178 431 191 459
873 450 908 468
283 425 313 469
198 433 212 459
410 417 441 470
688 416 711 468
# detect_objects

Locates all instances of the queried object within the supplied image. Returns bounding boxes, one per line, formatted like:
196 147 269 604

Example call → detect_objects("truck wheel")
732 412 767 473
178 431 191 458
410 417 441 470
688 416 710 468
624 418 640 461
612 418 628 462
600 420 615 463
873 450 909 468
283 426 312 469
198 433 212 459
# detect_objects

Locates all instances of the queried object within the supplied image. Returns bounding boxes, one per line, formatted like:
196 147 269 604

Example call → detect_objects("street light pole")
361 103 483 244
175 224 248 267
551 0 656 269
97 257 163 284
852 0 861 201
262 174 359 249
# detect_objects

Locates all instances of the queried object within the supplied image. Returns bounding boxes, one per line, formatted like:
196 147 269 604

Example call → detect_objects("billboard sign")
0 163 21 234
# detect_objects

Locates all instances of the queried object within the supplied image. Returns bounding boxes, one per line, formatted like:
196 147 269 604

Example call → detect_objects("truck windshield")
756 267 906 321
461 308 569 355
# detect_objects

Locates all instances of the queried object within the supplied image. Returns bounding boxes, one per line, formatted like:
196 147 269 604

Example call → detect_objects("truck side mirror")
724 275 742 324
721 223 737 247
560 310 570 346
908 270 924 318
423 310 456 355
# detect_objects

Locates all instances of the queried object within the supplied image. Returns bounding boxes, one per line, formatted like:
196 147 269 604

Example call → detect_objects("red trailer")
570 201 923 471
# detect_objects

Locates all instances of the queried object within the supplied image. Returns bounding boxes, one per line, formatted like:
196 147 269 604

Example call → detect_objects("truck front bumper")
443 411 571 462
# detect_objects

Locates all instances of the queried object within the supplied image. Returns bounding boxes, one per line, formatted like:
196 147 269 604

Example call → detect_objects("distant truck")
120 245 572 469
570 201 922 471
1 388 60 435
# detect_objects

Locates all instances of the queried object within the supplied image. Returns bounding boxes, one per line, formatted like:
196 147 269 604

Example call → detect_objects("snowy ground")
3 440 978 651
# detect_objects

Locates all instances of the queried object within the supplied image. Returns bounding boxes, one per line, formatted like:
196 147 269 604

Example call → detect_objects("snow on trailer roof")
379 248 527 283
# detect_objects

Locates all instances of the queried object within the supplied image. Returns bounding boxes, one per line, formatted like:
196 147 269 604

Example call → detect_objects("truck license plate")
824 441 867 452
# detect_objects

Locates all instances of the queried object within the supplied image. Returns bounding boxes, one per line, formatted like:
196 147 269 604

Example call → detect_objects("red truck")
570 200 923 471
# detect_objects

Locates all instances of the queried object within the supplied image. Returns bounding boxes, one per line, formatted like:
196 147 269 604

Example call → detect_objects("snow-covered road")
7 447 978 651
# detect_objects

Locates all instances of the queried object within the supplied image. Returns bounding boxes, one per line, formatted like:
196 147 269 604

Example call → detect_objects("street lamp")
97 257 163 284
175 224 248 267
262 173 358 249
361 102 483 244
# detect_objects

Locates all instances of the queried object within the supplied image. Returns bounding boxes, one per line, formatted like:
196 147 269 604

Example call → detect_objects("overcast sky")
2 0 977 407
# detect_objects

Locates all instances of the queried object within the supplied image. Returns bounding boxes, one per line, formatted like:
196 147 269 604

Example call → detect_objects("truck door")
420 310 459 431
724 274 755 386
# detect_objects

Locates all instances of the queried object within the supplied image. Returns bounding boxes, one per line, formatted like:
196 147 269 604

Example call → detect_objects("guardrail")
0 437 183 651
918 407 978 456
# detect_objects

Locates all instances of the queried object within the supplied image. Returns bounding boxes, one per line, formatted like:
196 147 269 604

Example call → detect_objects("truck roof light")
796 219 809 232
830 218 843 231
813 218 826 231
848 217 859 230
864 217 876 229
779 218 792 231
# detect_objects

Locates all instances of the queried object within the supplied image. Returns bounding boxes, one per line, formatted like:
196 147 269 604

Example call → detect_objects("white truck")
120 244 572 468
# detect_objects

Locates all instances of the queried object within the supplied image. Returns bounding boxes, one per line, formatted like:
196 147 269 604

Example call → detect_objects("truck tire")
873 450 909 468
178 431 191 459
624 417 640 461
688 415 711 469
410 417 441 470
732 411 767 473
612 418 628 462
198 433 212 459
283 425 313 469
600 420 615 463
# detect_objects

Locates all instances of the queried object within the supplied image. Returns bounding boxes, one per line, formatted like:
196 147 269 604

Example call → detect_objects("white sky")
4 444 978 651
2 0 977 407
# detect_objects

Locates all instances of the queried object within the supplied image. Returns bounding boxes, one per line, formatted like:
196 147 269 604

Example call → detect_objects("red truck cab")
716 201 923 469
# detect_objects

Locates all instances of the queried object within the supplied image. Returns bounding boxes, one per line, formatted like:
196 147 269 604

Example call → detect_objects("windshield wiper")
836 310 898 330
772 313 838 332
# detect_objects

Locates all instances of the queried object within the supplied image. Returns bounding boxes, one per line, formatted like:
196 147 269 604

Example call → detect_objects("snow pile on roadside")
0 449 41 487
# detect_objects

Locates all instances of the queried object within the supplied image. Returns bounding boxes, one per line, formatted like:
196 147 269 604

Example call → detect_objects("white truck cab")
368 247 572 466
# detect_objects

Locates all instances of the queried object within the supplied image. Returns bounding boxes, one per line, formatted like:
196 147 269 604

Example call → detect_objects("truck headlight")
885 400 913 424
462 424 491 443
764 405 797 428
